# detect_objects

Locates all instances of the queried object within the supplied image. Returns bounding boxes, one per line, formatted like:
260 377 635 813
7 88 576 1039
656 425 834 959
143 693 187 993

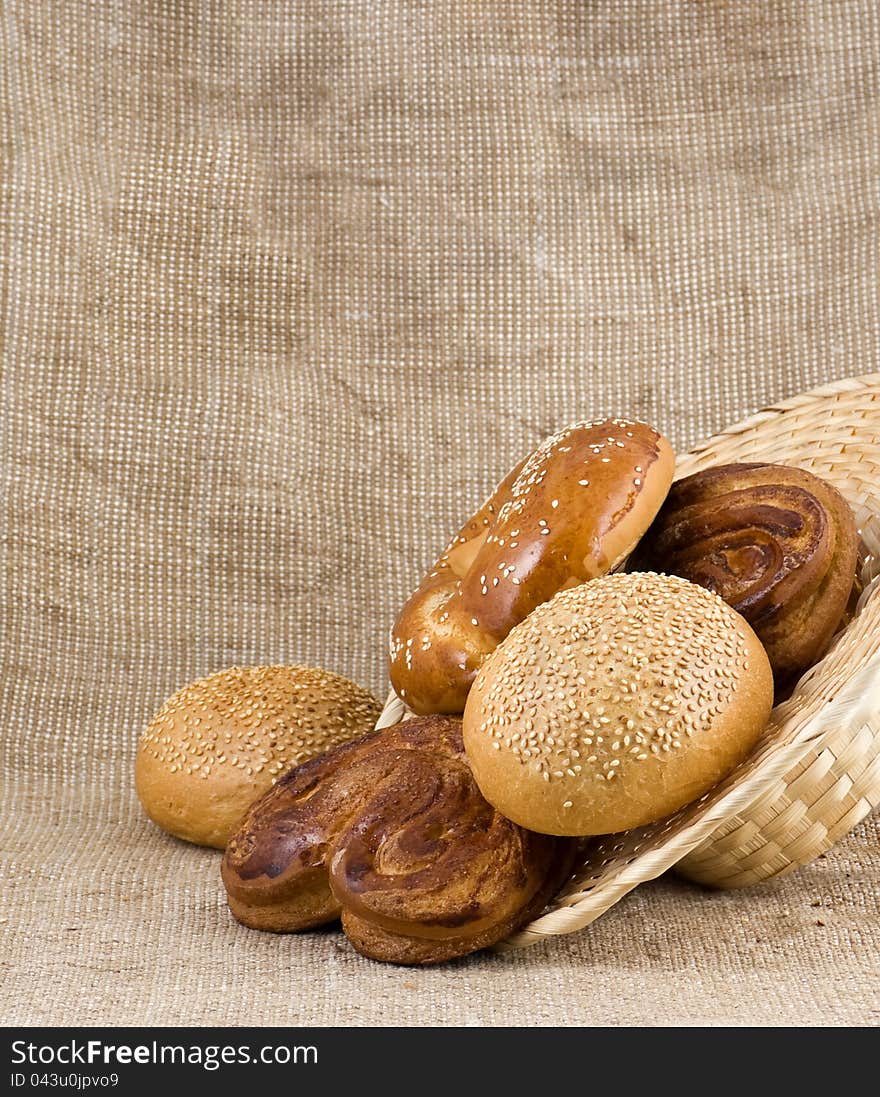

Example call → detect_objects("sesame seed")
465 571 754 809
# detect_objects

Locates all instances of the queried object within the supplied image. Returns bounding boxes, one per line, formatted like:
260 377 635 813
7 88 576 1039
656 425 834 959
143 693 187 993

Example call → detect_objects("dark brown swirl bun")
221 716 576 965
631 463 859 685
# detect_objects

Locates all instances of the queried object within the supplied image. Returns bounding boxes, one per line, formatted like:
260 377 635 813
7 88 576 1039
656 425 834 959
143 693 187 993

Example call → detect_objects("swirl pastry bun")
221 716 577 964
391 419 675 714
463 573 773 836
135 665 381 849
630 463 859 685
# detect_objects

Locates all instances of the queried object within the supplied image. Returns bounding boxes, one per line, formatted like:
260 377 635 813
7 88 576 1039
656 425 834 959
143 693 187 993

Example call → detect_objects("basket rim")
685 371 880 457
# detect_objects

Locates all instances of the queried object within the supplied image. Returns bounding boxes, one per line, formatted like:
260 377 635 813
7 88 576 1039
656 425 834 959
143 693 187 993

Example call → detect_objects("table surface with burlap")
2 2 879 1027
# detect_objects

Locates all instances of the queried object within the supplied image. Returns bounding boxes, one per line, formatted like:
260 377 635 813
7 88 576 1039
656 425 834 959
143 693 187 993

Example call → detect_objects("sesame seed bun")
135 665 381 849
462 573 773 836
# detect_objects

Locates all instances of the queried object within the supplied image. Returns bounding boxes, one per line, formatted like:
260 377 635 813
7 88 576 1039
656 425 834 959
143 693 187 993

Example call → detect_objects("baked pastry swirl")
631 463 859 685
221 716 576 965
390 419 674 713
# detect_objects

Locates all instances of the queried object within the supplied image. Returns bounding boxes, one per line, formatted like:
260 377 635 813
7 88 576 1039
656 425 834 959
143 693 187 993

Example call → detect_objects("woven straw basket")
377 372 880 950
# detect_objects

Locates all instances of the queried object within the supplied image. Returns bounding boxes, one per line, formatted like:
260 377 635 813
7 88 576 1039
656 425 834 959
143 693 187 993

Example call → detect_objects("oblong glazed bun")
391 419 675 714
135 665 381 848
462 573 773 836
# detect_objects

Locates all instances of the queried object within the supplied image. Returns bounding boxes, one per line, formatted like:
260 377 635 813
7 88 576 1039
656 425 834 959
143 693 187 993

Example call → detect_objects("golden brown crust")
463 573 774 836
135 665 381 849
390 419 675 714
221 717 577 964
630 463 859 685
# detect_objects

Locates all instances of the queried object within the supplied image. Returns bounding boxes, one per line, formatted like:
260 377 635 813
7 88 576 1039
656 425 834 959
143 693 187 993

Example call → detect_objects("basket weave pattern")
378 374 880 949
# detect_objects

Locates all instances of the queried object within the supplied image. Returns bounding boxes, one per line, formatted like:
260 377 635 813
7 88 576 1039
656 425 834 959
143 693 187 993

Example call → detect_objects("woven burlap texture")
2 1 879 1026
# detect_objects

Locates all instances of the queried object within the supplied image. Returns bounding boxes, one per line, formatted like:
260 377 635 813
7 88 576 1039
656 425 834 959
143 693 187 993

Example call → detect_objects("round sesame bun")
462 573 773 836
135 665 381 849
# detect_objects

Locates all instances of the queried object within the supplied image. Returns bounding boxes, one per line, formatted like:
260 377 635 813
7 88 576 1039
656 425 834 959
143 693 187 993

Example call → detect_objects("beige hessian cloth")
2 1 879 1027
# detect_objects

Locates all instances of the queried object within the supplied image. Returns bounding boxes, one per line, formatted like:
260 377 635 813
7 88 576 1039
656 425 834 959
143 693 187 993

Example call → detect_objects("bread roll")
463 572 773 836
135 665 381 848
222 716 577 964
391 419 675 714
630 462 859 686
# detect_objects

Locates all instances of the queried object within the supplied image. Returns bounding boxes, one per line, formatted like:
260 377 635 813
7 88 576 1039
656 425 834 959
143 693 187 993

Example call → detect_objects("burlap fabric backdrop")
2 1 879 1027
